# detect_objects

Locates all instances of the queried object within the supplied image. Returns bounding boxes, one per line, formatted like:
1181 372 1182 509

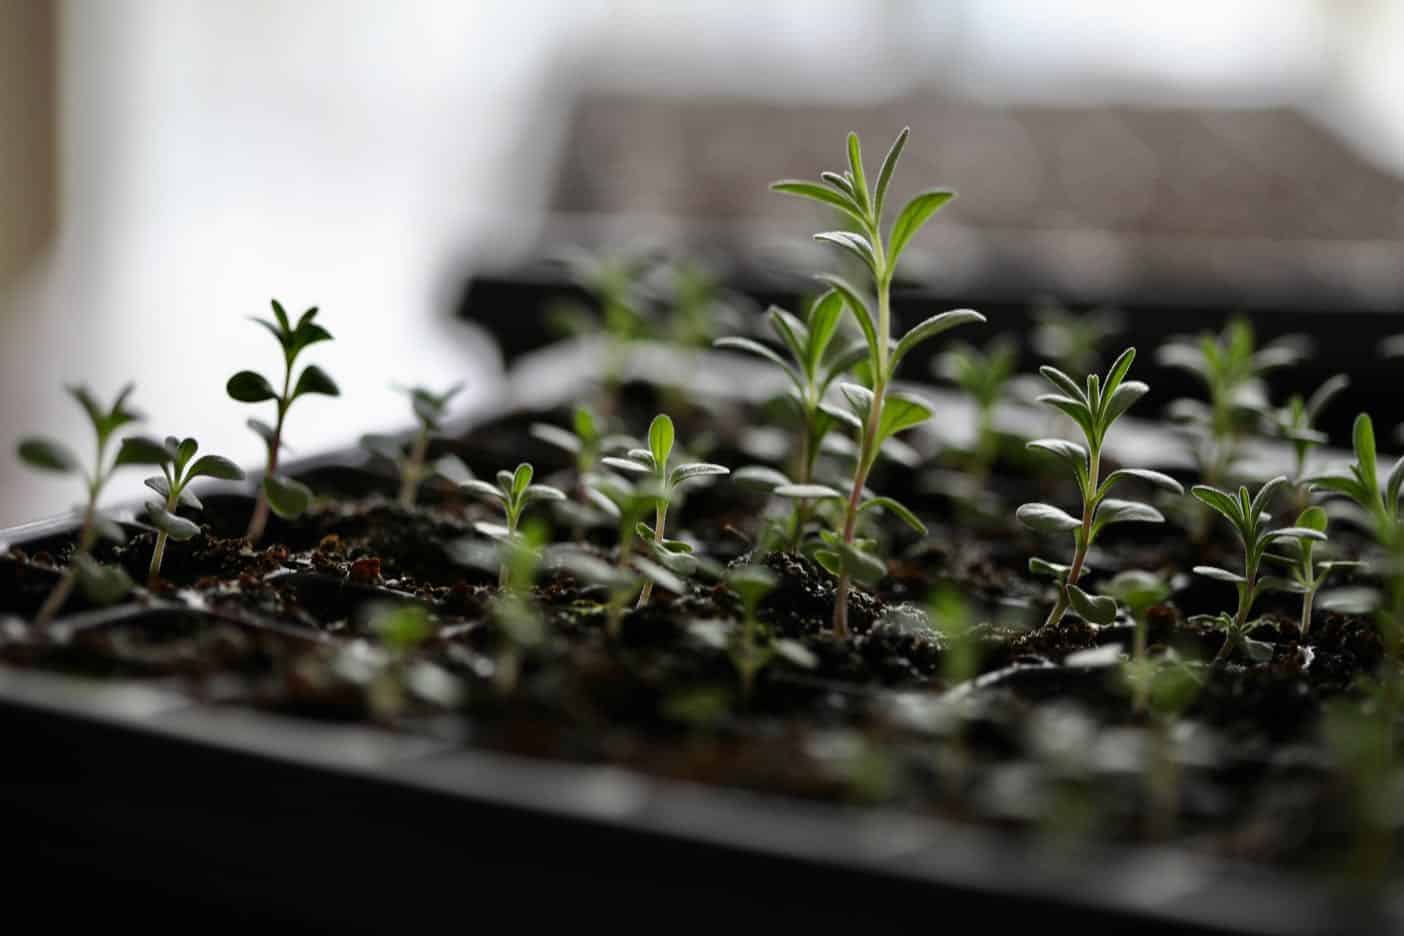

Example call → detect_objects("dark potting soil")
0 399 1392 876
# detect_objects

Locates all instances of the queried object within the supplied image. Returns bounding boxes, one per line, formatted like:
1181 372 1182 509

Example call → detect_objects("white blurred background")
2 0 1402 526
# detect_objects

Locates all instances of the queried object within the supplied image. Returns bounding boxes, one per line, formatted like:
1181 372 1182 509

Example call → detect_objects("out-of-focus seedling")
1190 477 1325 661
699 564 817 700
1101 570 1170 713
1019 349 1184 629
17 384 166 624
716 289 866 550
934 336 1019 475
356 603 460 722
601 414 728 606
1262 506 1359 638
773 126 985 636
460 463 565 587
133 436 245 585
360 383 463 509
558 551 687 639
227 300 339 543
1031 298 1122 376
1275 374 1349 487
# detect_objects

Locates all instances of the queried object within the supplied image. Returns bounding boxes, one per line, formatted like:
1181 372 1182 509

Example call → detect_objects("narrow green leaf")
460 478 505 502
815 230 879 277
714 336 803 391
512 462 534 497
889 308 985 374
1193 565 1246 584
1016 502 1082 534
838 540 886 585
670 462 729 487
1354 413 1378 493
270 299 290 331
522 484 566 505
1099 380 1148 429
768 307 810 365
1029 557 1073 580
873 126 909 221
806 290 844 373
1098 468 1183 498
17 438 77 473
888 189 955 265
771 180 867 229
774 483 842 500
1191 485 1244 525
1102 347 1136 396
529 423 583 455
731 465 792 492
1036 394 1095 441
1038 365 1087 402
74 556 132 606
846 131 870 214
859 496 927 535
814 273 877 371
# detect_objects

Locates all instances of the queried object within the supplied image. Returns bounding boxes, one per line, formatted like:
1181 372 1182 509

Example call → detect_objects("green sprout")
715 289 866 550
773 126 985 636
1274 374 1349 486
688 564 817 701
1019 349 1184 630
460 463 565 588
226 300 339 543
358 603 461 722
933 336 1019 475
530 406 638 532
1158 319 1307 485
1030 297 1122 375
601 414 729 606
16 385 177 623
360 383 463 510
1190 476 1325 661
557 551 686 639
129 436 245 585
1101 570 1171 714
1261 505 1359 638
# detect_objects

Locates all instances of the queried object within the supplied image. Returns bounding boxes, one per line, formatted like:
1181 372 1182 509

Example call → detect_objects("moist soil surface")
0 392 1392 875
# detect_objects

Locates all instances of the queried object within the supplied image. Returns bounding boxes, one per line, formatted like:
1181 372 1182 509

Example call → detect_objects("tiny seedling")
132 436 245 585
1262 506 1359 638
715 289 866 549
530 406 637 531
17 384 168 624
1274 374 1348 485
361 383 463 509
357 603 461 721
460 463 565 587
1311 413 1404 548
1190 476 1325 661
1101 570 1171 713
1019 348 1184 629
773 126 985 635
557 551 686 639
1030 297 1122 375
227 299 339 543
688 565 817 701
601 414 728 606
933 336 1019 474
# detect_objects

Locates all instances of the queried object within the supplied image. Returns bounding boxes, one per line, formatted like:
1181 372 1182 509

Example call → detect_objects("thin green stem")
1044 448 1101 630
398 429 431 509
637 501 668 608
148 486 180 586
246 364 293 544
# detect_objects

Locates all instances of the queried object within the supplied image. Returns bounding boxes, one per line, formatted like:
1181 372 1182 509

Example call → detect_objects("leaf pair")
1311 413 1404 538
462 462 567 539
599 415 729 503
133 435 245 542
18 384 145 478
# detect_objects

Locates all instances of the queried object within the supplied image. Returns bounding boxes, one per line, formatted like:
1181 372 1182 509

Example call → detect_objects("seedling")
601 414 729 606
17 384 168 624
933 336 1019 474
1190 477 1325 661
361 383 463 509
1101 570 1171 713
355 603 461 722
687 565 817 700
1158 319 1307 485
1019 349 1184 629
227 300 339 543
530 406 639 532
1260 506 1359 639
134 436 245 585
1031 298 1122 375
773 126 985 636
715 289 866 549
557 551 686 639
460 463 565 587
1274 374 1349 486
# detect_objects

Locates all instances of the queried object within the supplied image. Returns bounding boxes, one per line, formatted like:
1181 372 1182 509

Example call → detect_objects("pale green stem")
636 501 667 607
246 365 293 544
398 429 430 509
1044 448 1100 630
147 486 180 586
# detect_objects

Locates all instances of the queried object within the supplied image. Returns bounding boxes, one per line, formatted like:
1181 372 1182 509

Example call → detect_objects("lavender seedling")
934 336 1019 475
1190 477 1325 661
136 436 245 585
461 463 565 588
774 126 985 636
557 551 686 639
1019 349 1184 629
715 289 866 549
1101 570 1171 713
1031 298 1122 376
1275 374 1349 496
1262 506 1358 638
227 300 339 543
601 414 729 606
361 383 463 509
17 384 166 623
688 565 817 701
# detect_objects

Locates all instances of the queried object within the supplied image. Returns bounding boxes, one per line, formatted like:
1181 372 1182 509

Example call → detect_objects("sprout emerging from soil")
17 385 173 623
133 436 245 585
361 383 463 510
715 289 866 550
1262 506 1358 639
461 463 565 588
558 551 686 640
602 414 729 606
933 336 1019 475
1190 477 1325 662
227 300 339 543
773 126 985 637
1020 349 1184 630
1101 570 1170 713
688 565 817 701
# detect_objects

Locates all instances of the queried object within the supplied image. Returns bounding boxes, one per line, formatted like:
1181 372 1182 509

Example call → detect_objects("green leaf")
1092 499 1164 538
1036 394 1095 441
815 230 879 278
181 453 241 483
1353 413 1378 492
1103 570 1169 612
1191 485 1244 525
770 180 867 229
511 462 534 497
814 273 878 371
888 189 955 265
1310 472 1368 504
247 419 279 451
845 131 870 214
522 484 566 506
1098 468 1183 498
17 437 77 473
1251 476 1289 518
1027 438 1088 477
670 462 729 487
114 435 173 467
1029 557 1073 580
889 308 985 374
66 384 105 431
91 512 127 544
529 422 584 455
837 540 886 585
1388 454 1404 514
174 437 198 471
1099 380 1148 429
227 370 277 403
263 474 313 519
1304 374 1349 422
600 456 652 475
1067 585 1117 625
1102 347 1136 396
1194 565 1246 584
1296 506 1328 533
872 126 909 222
292 364 339 399
1016 502 1081 534
146 503 200 541
876 391 934 445
713 336 803 390
290 322 334 356
806 290 844 373
731 466 792 492
648 414 674 471
768 307 810 365
461 479 504 502
633 556 687 596
270 298 290 331
859 496 927 535
820 170 855 197
1038 365 1087 402
145 476 202 510
73 556 132 606
1264 526 1328 544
